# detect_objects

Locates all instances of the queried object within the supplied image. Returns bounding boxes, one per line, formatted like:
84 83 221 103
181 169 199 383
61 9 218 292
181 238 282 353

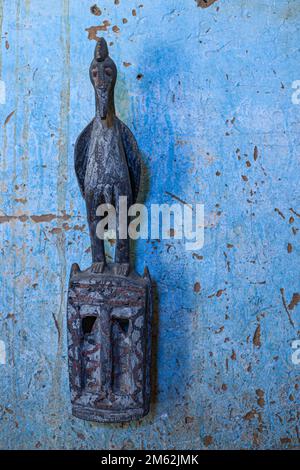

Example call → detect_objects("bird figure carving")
74 38 141 277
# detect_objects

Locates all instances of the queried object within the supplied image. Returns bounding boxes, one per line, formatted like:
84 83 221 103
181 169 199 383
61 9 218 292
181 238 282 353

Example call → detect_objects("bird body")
84 117 132 206
74 39 141 276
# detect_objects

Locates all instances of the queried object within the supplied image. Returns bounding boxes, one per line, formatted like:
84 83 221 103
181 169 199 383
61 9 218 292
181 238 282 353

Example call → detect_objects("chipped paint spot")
203 435 213 447
4 110 15 126
256 389 265 408
253 324 261 348
194 282 201 293
275 208 285 219
288 293 300 310
90 4 101 16
86 21 111 40
280 288 295 328
243 410 256 421
208 288 226 299
195 0 218 8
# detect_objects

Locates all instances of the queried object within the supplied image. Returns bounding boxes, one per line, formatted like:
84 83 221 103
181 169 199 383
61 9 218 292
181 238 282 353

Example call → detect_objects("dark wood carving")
67 38 152 423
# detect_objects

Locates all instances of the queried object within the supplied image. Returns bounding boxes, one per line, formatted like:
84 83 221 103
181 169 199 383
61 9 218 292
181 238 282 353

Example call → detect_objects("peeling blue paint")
0 0 299 450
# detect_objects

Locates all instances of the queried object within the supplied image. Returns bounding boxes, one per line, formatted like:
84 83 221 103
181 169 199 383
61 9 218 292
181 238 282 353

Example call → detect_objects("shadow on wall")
87 36 201 436
133 38 203 430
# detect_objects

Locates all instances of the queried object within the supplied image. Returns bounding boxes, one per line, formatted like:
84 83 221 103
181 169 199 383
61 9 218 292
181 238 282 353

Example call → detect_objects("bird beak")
96 88 109 120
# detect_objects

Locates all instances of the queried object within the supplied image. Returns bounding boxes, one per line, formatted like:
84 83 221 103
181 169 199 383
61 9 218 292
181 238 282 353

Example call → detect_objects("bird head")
89 38 117 120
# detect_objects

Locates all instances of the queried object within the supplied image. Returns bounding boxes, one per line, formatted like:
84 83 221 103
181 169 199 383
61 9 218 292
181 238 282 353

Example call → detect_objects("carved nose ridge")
94 78 105 88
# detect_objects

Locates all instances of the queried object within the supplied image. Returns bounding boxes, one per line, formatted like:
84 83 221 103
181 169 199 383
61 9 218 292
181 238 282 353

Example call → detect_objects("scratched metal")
0 0 300 450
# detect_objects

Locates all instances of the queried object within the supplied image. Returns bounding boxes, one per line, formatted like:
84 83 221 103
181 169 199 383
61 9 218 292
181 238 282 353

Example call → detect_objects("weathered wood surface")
67 265 152 423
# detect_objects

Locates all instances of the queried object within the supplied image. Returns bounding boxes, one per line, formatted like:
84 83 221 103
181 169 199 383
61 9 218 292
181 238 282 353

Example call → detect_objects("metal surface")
0 0 299 450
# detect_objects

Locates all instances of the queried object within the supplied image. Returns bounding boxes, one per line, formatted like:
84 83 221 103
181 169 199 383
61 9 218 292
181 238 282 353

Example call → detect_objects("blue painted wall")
0 0 300 450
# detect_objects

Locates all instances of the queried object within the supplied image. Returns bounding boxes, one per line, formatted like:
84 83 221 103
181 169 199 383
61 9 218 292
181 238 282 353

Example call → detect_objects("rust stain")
86 21 111 40
122 18 128 24
4 110 15 126
243 410 256 421
185 416 194 424
14 198 27 204
123 62 132 67
52 312 61 341
90 4 101 16
165 191 193 209
196 0 218 8
5 40 9 49
0 214 28 223
194 282 201 293
287 243 293 253
49 224 85 235
112 25 120 33
137 73 144 80
280 437 292 444
132 9 137 16
49 227 62 235
274 208 285 220
114 0 120 4
73 224 85 232
214 326 224 334
288 293 300 310
216 289 225 297
208 288 226 299
254 146 258 161
31 214 57 223
0 213 72 224
256 389 265 408
280 288 295 328
289 208 300 218
253 324 261 348
203 435 213 447
192 253 204 260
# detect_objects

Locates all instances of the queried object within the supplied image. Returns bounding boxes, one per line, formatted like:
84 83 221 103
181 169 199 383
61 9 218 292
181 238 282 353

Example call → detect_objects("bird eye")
105 67 113 77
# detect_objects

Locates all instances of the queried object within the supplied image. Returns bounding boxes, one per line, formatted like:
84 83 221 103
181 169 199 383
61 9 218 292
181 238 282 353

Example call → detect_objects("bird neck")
95 93 116 129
